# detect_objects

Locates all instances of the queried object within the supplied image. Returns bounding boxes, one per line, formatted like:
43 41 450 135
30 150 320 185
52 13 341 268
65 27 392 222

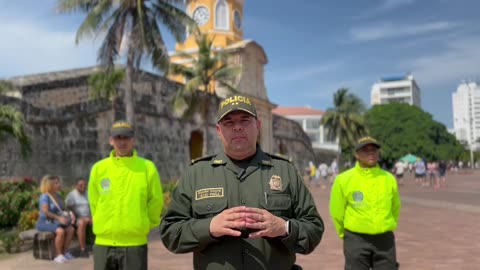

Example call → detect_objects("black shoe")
79 250 89 258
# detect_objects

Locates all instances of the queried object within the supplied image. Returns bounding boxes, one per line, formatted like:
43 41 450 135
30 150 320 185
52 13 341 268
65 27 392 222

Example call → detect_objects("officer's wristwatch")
284 220 290 236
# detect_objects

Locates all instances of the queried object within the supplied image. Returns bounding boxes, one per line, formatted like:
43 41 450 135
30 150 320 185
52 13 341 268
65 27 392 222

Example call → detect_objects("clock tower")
176 0 244 51
171 0 276 152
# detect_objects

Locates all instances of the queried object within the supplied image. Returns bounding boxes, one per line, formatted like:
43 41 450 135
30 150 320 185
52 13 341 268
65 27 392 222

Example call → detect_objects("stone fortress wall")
1 67 315 185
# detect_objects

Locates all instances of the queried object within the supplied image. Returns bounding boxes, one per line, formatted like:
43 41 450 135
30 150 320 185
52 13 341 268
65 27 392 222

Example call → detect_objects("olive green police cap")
217 95 257 122
111 120 135 137
355 136 380 151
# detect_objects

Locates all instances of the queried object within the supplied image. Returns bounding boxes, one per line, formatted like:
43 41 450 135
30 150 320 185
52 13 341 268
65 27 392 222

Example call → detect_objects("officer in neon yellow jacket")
329 136 400 270
89 120 163 270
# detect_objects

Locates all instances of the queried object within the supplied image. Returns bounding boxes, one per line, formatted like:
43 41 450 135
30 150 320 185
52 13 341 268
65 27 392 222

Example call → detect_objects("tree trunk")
202 89 211 156
125 50 135 126
336 127 342 168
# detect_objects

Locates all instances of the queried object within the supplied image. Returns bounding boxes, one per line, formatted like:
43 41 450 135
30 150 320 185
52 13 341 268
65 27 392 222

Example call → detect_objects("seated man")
65 178 92 258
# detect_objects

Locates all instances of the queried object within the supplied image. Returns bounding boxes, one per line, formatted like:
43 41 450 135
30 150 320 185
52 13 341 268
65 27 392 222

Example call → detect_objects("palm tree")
88 69 125 120
57 0 195 126
321 88 367 164
169 32 241 155
0 81 31 158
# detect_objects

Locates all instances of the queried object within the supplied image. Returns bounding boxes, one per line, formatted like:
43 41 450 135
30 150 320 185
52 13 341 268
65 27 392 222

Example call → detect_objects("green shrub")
0 228 22 253
161 179 178 216
162 179 178 193
0 178 39 229
17 210 39 231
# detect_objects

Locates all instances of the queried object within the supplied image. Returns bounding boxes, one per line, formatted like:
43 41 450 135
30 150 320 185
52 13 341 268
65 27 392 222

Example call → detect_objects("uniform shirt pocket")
192 198 228 218
259 194 293 218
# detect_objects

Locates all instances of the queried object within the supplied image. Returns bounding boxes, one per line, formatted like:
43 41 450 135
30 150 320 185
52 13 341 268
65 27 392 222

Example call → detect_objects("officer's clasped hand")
209 206 287 238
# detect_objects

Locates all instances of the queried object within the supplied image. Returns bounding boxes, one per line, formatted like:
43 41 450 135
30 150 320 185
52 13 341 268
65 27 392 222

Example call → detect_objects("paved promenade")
1 171 479 269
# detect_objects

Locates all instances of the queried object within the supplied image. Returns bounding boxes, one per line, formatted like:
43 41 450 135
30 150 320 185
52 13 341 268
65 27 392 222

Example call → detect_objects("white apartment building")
371 74 421 107
272 106 339 152
452 82 480 150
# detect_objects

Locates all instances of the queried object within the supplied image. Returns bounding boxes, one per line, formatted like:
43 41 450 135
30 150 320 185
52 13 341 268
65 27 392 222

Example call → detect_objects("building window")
306 119 320 129
215 0 229 30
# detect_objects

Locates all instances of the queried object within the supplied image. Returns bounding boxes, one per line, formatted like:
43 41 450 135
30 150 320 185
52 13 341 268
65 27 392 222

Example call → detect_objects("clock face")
192 6 210 26
234 10 242 30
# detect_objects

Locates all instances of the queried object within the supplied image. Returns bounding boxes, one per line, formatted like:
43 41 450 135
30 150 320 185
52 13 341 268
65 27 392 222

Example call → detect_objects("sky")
1 0 480 129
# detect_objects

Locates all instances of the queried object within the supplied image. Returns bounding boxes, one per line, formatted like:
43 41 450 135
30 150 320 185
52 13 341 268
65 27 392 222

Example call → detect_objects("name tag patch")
195 188 224 200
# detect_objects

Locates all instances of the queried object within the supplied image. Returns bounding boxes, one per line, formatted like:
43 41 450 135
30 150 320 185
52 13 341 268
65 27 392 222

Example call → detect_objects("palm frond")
152 1 196 42
0 105 31 157
143 10 169 70
75 0 114 43
0 80 15 94
97 9 127 69
88 69 125 101
57 0 101 13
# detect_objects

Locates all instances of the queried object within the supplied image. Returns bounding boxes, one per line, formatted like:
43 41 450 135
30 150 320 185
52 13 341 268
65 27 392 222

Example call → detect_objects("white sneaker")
54 254 68 263
64 252 75 260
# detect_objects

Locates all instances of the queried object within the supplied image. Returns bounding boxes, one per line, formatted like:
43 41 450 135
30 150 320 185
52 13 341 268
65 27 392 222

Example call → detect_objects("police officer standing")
160 94 324 270
329 136 401 270
89 120 164 270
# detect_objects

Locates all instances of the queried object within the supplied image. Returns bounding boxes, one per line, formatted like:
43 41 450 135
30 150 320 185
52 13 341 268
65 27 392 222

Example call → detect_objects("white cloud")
0 19 97 78
352 0 417 20
399 36 480 87
377 0 417 12
350 21 455 42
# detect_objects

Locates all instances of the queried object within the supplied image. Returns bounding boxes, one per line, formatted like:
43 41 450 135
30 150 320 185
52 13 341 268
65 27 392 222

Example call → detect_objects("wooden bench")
20 229 55 260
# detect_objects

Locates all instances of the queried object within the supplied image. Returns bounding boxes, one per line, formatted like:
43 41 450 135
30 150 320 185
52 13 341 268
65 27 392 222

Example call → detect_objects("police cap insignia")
111 120 134 137
217 95 257 122
355 136 380 151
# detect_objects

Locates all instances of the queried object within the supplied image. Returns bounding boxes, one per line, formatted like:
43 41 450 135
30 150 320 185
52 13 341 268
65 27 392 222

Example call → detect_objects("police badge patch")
353 191 364 202
101 178 110 190
269 175 283 191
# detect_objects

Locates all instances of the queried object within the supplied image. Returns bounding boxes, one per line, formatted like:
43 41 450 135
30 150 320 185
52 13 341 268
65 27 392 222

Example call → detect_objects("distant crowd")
304 157 473 190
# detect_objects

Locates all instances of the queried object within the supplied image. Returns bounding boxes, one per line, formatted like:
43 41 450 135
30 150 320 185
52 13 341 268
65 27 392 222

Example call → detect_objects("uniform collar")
354 161 380 177
211 147 273 180
211 146 273 167
109 149 138 162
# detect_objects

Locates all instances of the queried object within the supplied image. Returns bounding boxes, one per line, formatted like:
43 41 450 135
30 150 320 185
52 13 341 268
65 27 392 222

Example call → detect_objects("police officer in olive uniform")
160 95 324 270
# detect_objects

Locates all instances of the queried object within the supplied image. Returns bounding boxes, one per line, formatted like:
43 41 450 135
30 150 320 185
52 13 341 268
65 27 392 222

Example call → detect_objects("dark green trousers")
343 230 399 270
93 244 148 270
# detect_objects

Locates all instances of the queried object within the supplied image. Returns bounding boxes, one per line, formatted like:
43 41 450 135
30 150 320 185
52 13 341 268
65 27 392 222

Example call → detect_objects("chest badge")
269 175 283 191
353 191 364 202
101 178 110 190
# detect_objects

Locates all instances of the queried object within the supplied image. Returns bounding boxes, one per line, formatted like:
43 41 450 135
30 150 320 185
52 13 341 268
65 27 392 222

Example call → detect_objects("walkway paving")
1 171 479 269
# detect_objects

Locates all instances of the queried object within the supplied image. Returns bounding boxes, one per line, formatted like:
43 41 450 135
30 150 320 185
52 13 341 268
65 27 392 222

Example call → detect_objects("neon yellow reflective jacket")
88 150 163 246
329 162 400 238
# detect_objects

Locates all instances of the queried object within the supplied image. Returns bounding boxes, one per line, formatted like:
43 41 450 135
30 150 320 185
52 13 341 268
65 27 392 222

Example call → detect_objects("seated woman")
35 175 76 263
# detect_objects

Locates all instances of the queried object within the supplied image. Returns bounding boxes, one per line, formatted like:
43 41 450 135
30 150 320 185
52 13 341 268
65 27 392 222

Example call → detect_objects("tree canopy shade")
57 0 195 125
0 81 31 158
364 103 464 165
321 88 368 162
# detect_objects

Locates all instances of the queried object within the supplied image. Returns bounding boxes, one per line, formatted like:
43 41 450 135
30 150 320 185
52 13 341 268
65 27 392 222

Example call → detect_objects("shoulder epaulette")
191 155 215 165
266 152 292 163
